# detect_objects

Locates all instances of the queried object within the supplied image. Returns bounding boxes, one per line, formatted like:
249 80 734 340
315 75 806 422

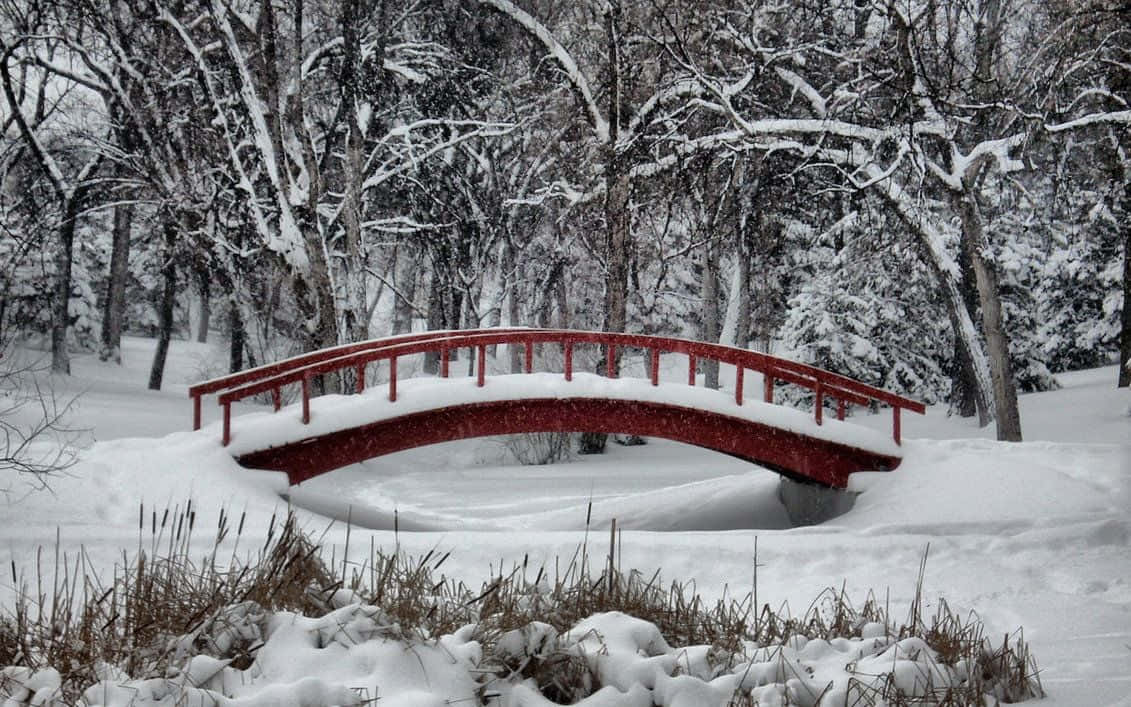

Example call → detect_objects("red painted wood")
893 406 901 446
389 356 398 402
650 348 660 385
564 340 573 381
222 402 231 446
201 328 926 452
815 381 824 426
301 375 310 424
477 346 486 387
837 399 846 421
272 387 281 411
441 348 449 378
524 342 533 373
193 395 202 431
356 364 366 393
235 398 902 488
735 366 744 405
764 374 774 403
189 329 527 398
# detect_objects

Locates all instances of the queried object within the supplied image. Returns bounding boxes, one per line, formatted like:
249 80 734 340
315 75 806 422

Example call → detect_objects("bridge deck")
193 329 924 489
222 372 903 487
224 372 897 458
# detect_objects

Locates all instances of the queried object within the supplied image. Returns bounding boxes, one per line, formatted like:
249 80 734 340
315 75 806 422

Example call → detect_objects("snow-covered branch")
1046 110 1131 133
475 0 609 143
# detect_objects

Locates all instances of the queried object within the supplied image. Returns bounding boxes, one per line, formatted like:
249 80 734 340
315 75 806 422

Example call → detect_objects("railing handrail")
187 327 551 430
199 328 926 448
189 327 541 398
217 330 538 404
215 329 899 408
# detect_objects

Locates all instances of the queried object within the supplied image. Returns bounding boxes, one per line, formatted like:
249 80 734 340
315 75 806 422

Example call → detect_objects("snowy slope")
1 337 1129 704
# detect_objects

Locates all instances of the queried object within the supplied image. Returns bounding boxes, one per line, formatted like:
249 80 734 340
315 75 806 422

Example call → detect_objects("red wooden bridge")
189 329 925 488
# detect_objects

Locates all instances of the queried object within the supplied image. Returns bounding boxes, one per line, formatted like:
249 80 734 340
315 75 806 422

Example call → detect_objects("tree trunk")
870 165 996 424
727 202 755 350
338 0 379 346
853 0 871 39
1119 207 1131 387
423 273 446 374
51 194 81 375
229 298 246 374
100 199 132 363
949 244 988 421
501 240 523 373
148 220 177 390
555 266 571 329
955 191 1022 440
196 267 211 343
701 239 720 388
582 155 629 456
293 206 341 393
603 176 631 340
391 245 417 335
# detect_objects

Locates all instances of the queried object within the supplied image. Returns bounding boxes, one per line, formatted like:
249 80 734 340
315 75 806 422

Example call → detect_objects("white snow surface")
221 370 902 460
2 337 1129 705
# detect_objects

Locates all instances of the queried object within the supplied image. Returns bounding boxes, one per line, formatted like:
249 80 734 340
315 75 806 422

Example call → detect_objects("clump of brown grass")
2 509 1043 706
3 502 335 701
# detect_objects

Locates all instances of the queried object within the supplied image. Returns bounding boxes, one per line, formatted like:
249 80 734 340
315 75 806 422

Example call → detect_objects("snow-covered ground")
2 336 1129 705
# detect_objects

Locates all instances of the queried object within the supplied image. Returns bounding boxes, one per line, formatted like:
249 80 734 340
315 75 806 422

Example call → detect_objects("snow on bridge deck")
219 371 901 465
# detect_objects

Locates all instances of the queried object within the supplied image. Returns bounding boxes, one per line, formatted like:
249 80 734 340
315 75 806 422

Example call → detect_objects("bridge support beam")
234 398 901 487
778 476 858 526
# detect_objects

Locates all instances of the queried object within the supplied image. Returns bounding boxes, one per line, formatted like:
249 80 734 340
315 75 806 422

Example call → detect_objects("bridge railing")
196 328 926 448
187 328 546 430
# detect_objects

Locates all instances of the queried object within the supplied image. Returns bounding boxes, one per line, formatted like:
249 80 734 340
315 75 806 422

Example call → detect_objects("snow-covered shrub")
505 431 574 465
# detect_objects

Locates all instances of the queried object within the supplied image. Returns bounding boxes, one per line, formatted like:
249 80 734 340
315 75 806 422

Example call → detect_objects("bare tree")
0 9 104 375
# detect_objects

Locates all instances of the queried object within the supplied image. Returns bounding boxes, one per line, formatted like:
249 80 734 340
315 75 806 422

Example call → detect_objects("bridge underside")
234 398 901 488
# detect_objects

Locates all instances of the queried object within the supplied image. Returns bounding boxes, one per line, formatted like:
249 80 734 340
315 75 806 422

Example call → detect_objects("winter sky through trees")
0 0 1128 442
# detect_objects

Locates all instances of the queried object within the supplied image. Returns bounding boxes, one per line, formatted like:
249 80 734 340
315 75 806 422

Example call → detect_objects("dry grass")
2 503 332 698
1 507 1043 705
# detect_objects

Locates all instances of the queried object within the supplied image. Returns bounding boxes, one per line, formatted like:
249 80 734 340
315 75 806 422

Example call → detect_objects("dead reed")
1 505 1043 705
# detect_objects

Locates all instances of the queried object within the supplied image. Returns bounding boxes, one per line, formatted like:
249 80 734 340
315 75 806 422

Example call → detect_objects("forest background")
1 0 1128 445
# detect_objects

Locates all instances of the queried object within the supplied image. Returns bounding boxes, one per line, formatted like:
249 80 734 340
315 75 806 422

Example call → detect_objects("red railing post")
222 401 231 446
356 364 366 393
301 374 311 424
477 345 486 387
525 341 533 373
606 344 616 378
192 394 202 431
893 406 902 445
688 354 696 386
837 399 846 421
389 356 398 402
735 366 744 406
564 340 573 381
440 348 449 378
272 387 281 411
764 374 774 403
650 348 660 386
814 380 824 426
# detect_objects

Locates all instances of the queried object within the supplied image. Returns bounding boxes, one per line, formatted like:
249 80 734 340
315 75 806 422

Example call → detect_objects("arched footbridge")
189 329 925 488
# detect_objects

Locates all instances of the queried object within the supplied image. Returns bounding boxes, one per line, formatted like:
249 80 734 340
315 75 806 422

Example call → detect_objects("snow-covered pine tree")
1037 197 1124 373
987 210 1058 393
779 207 951 411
